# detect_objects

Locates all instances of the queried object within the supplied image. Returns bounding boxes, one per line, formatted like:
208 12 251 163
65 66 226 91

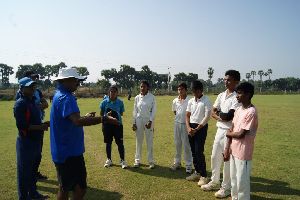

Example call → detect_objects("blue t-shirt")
100 97 125 124
13 96 43 141
50 84 84 163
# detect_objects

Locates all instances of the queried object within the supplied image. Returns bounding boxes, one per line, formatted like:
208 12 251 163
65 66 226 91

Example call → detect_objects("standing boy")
185 80 212 186
14 77 50 200
50 68 118 200
224 82 258 200
170 82 193 174
100 85 127 169
201 70 240 198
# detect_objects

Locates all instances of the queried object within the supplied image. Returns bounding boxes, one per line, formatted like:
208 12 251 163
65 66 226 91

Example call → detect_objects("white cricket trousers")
135 117 154 163
230 155 252 200
211 127 231 190
174 122 192 167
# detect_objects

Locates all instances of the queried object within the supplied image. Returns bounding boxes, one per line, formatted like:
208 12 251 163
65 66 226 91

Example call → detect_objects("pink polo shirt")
230 105 258 160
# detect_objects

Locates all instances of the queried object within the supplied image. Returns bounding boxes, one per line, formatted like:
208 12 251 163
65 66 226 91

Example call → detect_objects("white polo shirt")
172 96 190 124
213 90 240 129
186 95 212 125
133 92 156 123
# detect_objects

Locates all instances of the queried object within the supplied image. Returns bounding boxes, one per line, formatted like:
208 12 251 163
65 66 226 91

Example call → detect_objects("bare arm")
68 112 118 127
211 107 222 121
226 129 248 138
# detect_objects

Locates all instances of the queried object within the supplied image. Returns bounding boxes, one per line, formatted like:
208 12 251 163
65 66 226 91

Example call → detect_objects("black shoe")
31 192 49 200
36 171 48 180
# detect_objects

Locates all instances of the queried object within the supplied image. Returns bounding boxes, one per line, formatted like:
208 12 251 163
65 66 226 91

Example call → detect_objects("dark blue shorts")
102 124 123 144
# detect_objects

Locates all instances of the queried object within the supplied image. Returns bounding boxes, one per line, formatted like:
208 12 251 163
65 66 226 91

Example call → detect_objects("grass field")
1 95 300 200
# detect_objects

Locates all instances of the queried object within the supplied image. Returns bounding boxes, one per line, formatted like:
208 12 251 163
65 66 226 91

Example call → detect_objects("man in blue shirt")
100 85 127 169
15 71 49 180
14 77 50 200
50 68 118 200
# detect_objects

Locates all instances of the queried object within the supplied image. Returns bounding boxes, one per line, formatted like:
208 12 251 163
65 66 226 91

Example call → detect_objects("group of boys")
13 67 257 200
171 70 258 200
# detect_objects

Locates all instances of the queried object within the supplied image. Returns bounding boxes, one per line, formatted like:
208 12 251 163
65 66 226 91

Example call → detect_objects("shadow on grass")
127 164 193 179
37 179 123 200
250 176 300 199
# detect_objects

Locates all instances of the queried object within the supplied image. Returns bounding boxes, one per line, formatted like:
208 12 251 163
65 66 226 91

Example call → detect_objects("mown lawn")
0 95 300 200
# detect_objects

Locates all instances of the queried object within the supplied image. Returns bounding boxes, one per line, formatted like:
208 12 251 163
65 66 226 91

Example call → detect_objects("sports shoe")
149 162 155 169
186 172 201 181
133 161 140 168
197 176 209 186
36 171 48 181
215 187 231 198
185 166 193 174
104 159 113 167
201 181 220 190
120 160 128 169
170 163 181 171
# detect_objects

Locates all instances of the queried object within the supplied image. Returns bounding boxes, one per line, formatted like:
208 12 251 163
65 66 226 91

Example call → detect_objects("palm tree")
246 73 251 82
258 70 264 82
267 68 272 80
207 67 214 81
251 70 256 81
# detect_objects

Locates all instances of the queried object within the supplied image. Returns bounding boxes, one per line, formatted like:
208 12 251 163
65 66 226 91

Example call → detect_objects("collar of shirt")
194 95 203 102
225 89 236 99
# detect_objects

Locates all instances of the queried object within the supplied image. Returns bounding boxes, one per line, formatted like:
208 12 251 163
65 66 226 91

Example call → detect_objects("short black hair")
191 80 203 91
236 82 254 99
178 82 187 90
225 70 240 81
140 80 150 88
109 85 118 92
24 70 39 79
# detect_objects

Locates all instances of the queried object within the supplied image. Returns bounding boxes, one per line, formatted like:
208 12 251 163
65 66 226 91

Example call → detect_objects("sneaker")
185 166 193 174
197 176 209 186
149 162 155 169
133 161 140 168
120 160 128 169
186 172 201 181
170 163 181 171
36 171 48 180
201 181 220 190
104 159 113 168
215 187 231 198
31 192 49 200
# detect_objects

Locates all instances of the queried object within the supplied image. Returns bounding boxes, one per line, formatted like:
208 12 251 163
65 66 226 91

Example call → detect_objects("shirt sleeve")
14 100 30 134
241 108 257 132
172 99 176 112
213 93 221 109
61 96 80 119
186 100 192 113
132 96 138 124
120 101 125 114
200 97 212 125
149 95 156 122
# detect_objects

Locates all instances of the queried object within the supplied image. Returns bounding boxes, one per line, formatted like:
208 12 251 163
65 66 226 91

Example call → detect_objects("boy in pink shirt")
224 82 258 200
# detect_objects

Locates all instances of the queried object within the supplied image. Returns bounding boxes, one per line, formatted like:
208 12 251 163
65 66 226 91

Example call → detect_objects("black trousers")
188 123 208 177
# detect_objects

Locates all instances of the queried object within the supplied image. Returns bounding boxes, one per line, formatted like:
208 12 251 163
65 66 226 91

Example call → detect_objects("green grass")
1 95 300 199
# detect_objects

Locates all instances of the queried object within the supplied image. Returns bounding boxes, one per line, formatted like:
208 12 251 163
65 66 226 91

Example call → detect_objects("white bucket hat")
52 68 86 81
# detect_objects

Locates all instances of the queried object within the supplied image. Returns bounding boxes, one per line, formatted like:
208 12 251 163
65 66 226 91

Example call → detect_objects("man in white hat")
50 68 118 200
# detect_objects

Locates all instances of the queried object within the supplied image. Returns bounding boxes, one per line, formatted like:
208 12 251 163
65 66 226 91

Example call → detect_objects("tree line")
0 62 299 92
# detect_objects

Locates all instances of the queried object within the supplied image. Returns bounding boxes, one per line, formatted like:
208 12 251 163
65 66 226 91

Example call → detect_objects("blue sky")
0 0 299 83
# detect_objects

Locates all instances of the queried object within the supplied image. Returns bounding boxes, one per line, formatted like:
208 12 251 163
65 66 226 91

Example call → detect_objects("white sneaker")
201 181 220 190
215 187 231 198
186 172 201 181
120 160 128 169
133 161 140 168
170 163 181 171
104 159 113 168
197 176 209 186
185 166 193 174
149 162 155 169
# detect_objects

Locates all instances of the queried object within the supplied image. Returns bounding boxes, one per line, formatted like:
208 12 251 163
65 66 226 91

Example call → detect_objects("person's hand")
41 122 50 131
223 148 230 162
106 110 112 116
106 116 119 126
145 121 152 129
85 112 96 117
226 129 232 137
132 124 137 131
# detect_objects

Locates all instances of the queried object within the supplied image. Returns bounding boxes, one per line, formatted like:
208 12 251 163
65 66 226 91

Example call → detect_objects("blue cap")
19 77 36 87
